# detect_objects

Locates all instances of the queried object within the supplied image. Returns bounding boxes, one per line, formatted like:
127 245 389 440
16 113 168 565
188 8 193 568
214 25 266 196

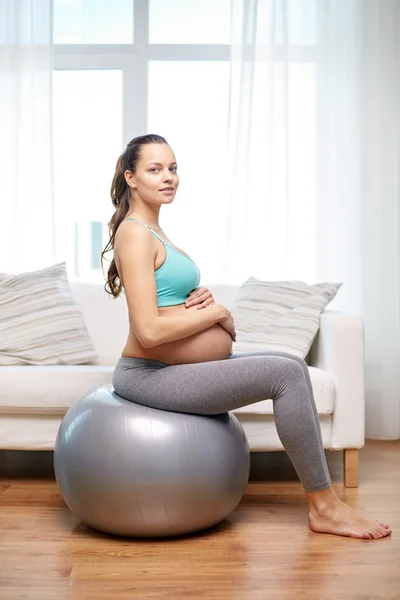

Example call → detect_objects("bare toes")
373 528 387 539
373 529 384 539
379 529 389 538
378 525 390 535
377 523 391 535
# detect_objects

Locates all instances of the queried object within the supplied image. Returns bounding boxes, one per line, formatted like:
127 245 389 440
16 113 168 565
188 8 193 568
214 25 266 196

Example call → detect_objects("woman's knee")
269 356 305 381
288 354 308 371
275 351 308 374
266 357 306 399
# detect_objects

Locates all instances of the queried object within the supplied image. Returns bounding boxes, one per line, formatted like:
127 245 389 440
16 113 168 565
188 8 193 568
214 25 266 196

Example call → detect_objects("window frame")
53 0 317 281
54 0 315 147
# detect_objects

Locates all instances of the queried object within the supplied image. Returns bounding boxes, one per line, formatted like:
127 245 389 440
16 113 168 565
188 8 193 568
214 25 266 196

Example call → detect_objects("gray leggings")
112 350 331 493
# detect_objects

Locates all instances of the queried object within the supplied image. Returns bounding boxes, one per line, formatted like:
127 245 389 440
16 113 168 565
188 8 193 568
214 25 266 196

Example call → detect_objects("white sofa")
0 282 365 487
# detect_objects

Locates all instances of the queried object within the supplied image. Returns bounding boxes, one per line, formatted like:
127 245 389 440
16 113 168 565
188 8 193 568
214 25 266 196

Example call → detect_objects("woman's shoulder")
116 218 150 241
115 218 158 255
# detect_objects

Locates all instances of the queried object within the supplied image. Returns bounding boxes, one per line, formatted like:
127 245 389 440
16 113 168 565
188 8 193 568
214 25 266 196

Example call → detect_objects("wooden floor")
0 440 399 600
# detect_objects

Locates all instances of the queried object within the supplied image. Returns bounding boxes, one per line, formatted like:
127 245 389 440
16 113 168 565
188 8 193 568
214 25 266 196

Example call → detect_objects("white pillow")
231 277 342 358
0 262 98 366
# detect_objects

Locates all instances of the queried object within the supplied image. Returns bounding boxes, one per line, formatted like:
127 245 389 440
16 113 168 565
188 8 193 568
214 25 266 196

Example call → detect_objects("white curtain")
226 0 400 440
224 0 319 285
0 0 55 273
316 0 400 440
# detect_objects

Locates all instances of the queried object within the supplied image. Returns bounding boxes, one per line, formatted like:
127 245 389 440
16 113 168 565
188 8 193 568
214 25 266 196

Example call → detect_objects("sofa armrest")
309 310 365 449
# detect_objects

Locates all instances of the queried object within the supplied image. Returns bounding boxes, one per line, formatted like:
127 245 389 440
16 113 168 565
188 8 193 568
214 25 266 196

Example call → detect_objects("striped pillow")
231 277 342 358
0 262 98 366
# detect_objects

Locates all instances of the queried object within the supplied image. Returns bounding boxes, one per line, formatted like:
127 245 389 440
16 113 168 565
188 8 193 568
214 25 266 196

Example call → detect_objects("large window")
53 0 316 282
53 69 123 278
54 0 134 44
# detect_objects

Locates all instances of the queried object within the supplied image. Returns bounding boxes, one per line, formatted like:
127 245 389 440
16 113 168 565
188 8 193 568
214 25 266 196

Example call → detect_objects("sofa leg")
343 449 359 487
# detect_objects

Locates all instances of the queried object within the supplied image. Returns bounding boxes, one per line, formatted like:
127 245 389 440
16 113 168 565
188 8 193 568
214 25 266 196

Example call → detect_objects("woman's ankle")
306 484 340 513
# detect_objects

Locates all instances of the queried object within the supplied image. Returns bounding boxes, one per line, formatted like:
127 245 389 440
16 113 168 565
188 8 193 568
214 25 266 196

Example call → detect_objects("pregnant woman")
102 133 391 540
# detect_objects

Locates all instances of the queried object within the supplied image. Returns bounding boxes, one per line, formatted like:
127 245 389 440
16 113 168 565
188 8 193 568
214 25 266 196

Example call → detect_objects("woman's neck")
126 212 160 230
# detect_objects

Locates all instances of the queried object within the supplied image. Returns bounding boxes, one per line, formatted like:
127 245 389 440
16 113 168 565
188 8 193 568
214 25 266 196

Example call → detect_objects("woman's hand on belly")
150 304 233 364
184 287 216 310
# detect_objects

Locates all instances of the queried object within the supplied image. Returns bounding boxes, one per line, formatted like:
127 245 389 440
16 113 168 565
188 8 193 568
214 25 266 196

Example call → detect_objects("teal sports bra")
124 217 201 308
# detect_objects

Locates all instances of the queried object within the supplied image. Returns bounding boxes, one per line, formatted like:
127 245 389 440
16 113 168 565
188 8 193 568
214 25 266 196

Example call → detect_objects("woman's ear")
124 169 136 189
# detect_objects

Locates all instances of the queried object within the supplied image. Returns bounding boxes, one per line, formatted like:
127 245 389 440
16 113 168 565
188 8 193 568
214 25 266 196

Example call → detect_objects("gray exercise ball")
54 384 250 538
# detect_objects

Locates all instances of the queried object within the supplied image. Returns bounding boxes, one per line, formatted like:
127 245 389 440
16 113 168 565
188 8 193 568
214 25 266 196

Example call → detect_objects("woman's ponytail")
101 134 168 298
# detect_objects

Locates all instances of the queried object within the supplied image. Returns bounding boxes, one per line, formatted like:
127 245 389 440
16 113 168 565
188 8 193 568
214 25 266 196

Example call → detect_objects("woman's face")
128 143 179 205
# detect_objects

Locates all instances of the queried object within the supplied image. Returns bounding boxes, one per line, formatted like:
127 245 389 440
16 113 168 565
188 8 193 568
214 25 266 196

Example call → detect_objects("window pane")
53 70 122 278
149 0 231 44
148 61 230 283
275 0 316 45
54 0 134 44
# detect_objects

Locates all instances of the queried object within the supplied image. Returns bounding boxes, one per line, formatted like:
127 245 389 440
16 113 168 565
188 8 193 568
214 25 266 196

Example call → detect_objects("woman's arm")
144 304 227 348
115 221 229 348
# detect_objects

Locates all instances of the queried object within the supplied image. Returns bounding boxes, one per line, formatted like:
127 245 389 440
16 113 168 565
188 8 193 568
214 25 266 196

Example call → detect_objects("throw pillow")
231 277 342 358
0 262 98 366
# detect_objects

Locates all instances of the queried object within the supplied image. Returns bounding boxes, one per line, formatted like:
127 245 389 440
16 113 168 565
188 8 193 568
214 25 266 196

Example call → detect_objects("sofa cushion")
0 263 97 366
231 277 342 358
0 365 334 415
0 413 333 451
70 282 129 365
234 414 333 450
0 365 114 412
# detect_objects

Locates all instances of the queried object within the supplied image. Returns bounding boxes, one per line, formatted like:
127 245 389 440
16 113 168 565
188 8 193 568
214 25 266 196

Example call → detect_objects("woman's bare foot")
307 490 392 540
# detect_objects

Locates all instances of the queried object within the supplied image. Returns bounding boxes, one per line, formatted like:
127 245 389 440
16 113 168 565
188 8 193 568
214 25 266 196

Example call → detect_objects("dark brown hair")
101 134 168 297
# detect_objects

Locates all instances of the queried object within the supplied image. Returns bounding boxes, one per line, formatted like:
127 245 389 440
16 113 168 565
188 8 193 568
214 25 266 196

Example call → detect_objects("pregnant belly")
149 322 233 365
123 304 233 365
